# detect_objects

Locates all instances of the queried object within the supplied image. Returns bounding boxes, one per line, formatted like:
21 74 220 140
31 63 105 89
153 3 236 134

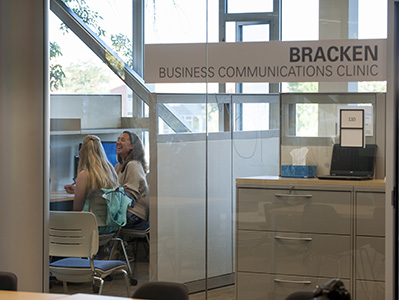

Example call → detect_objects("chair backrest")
87 188 132 234
88 190 109 227
49 211 99 258
132 281 189 300
0 271 18 291
285 291 315 300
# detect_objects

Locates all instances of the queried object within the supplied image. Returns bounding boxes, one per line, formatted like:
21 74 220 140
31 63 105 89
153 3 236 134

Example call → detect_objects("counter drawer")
355 280 384 300
355 236 385 281
237 230 351 278
237 272 350 300
356 192 385 237
237 188 351 234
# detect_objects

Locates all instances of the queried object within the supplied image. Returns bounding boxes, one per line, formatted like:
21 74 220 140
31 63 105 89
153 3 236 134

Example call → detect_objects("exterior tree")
50 0 133 91
50 42 66 90
61 61 113 93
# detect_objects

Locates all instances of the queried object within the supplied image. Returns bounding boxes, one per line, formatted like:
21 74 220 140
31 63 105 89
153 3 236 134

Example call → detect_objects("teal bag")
84 187 135 234
102 187 134 231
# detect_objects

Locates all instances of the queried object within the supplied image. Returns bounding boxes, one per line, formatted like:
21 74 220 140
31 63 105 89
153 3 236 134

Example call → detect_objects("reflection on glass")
289 103 374 138
48 0 389 299
158 103 220 134
105 50 125 80
296 103 318 137
281 93 377 140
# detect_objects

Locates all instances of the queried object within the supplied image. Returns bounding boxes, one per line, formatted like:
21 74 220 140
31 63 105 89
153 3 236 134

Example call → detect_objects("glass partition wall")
48 0 388 299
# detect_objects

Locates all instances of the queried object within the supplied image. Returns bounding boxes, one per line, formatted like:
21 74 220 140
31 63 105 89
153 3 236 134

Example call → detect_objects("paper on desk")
290 147 308 165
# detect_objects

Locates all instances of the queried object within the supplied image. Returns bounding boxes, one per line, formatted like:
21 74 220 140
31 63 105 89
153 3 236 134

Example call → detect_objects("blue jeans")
125 211 144 229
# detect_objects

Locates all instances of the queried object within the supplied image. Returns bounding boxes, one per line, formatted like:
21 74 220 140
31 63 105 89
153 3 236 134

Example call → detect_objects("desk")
50 191 74 211
50 191 74 202
67 294 132 299
0 291 68 300
0 291 140 300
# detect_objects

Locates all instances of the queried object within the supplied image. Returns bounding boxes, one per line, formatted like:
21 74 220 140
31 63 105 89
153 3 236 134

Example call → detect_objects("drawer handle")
274 279 312 284
274 193 312 198
275 236 312 241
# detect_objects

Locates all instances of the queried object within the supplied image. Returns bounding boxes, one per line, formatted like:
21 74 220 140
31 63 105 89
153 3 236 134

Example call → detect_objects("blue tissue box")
281 165 317 178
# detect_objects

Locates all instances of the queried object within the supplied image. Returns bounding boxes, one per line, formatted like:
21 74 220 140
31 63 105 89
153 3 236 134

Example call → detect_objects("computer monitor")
73 141 118 182
101 141 118 167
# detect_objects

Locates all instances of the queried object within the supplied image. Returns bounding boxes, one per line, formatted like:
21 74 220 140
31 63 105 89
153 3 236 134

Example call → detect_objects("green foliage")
50 0 133 91
50 42 63 59
50 64 66 91
59 61 113 93
296 103 318 136
50 42 66 90
286 82 318 93
358 81 386 92
286 81 387 93
111 34 133 68
60 0 105 36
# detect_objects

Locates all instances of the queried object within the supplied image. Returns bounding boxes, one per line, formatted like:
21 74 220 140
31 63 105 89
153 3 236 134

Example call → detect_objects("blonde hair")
78 135 119 196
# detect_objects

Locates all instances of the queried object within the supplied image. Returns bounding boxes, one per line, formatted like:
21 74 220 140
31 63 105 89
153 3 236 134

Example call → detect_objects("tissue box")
281 165 317 178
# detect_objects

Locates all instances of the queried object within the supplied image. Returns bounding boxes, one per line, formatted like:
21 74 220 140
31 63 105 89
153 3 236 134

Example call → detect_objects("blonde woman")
64 135 119 211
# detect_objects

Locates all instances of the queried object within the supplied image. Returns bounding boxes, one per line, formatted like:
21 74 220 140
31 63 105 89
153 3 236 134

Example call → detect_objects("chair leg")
117 238 134 280
94 276 104 295
144 234 150 258
62 281 68 294
121 269 131 296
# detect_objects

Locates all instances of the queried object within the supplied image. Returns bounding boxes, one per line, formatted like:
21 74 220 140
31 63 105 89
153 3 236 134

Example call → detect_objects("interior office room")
0 0 398 300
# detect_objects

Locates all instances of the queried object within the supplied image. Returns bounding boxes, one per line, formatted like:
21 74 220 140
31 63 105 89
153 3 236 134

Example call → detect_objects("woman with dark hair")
115 131 149 228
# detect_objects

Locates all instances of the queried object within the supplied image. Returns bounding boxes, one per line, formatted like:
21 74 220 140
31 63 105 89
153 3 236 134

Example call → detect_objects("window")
227 0 273 13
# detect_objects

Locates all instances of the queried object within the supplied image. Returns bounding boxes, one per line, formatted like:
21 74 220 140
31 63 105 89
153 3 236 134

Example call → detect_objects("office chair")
120 221 150 262
0 271 18 291
87 189 137 285
49 211 130 295
285 291 315 300
132 281 189 300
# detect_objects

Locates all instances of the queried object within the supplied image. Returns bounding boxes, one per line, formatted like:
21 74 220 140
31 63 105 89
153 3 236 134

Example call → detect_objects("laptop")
317 144 377 180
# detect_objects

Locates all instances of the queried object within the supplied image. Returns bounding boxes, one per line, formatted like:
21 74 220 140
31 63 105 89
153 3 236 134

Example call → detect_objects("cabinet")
236 176 385 300
354 189 385 299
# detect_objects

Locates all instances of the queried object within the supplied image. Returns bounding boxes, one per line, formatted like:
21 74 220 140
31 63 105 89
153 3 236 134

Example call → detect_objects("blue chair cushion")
50 258 127 271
